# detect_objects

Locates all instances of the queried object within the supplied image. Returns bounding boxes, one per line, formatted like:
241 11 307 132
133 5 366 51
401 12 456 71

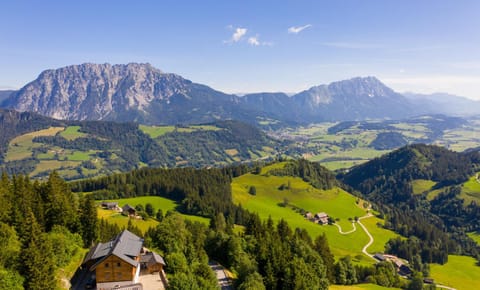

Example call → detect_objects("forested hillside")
339 144 480 268
0 109 280 179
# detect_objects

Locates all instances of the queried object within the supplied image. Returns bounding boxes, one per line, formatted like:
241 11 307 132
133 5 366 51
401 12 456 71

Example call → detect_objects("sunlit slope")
232 163 399 263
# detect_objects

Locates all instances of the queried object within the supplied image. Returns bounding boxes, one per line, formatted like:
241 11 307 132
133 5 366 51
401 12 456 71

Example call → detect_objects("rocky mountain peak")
4 63 191 121
327 76 394 98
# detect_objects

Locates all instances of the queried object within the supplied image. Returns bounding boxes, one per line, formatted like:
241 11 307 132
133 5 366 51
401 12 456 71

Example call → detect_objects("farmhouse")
314 212 329 225
101 201 119 210
373 253 386 262
304 212 314 220
82 230 166 290
122 204 136 217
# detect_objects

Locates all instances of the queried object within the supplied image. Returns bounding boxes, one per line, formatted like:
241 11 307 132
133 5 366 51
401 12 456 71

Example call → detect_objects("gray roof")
122 204 135 211
140 251 166 266
83 230 144 270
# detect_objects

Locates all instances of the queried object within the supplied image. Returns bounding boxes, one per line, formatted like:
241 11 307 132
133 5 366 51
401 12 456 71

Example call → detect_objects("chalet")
101 201 119 210
423 278 434 284
315 212 329 225
82 230 166 290
304 212 314 220
140 251 166 274
373 253 386 262
122 204 136 217
398 264 412 276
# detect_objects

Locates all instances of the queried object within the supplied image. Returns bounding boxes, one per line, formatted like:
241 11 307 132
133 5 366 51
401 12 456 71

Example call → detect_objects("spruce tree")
79 196 98 247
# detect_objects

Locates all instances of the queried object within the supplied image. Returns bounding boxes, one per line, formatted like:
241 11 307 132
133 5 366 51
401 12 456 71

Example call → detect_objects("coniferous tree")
20 211 56 290
79 195 98 247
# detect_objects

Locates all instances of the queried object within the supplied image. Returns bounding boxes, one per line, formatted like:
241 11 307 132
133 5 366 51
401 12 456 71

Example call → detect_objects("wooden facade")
82 230 165 290
95 255 139 283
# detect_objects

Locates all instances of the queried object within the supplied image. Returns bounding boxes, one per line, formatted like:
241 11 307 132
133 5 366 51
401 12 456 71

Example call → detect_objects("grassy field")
59 126 87 140
67 150 93 161
411 179 436 195
232 164 397 265
139 125 175 138
6 127 64 161
430 255 480 290
467 232 480 245
460 173 480 204
360 217 399 254
329 284 400 290
31 160 81 177
98 196 210 232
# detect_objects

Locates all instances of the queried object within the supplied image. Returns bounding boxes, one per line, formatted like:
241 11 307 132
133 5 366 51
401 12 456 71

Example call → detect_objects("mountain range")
2 63 480 126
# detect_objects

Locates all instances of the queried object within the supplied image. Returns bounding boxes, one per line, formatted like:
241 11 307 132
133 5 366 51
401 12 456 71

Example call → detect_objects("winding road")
333 213 375 260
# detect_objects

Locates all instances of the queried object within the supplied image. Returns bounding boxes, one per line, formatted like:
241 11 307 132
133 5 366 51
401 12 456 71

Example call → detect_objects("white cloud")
248 36 260 46
232 27 247 42
288 24 312 34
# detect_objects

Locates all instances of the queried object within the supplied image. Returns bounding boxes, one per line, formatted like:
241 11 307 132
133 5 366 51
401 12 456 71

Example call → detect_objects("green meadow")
98 196 210 232
460 173 480 204
467 232 480 245
329 284 400 290
411 179 436 195
139 125 175 138
430 255 480 290
6 127 64 161
232 163 398 264
59 126 87 140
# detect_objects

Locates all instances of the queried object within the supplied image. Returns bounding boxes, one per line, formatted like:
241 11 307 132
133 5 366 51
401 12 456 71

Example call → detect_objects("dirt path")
333 213 376 260
357 214 375 260
435 284 457 290
208 261 233 290
333 221 357 234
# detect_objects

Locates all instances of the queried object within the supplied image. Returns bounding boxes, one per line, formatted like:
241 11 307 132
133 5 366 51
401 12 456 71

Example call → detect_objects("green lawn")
460 173 480 204
139 125 175 138
329 284 400 290
232 166 395 265
98 196 210 232
59 126 87 140
430 255 480 290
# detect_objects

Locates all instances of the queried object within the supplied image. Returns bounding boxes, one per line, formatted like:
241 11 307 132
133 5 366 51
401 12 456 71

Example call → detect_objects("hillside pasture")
329 284 400 290
430 255 480 290
411 179 436 195
232 167 396 264
6 127 64 161
467 232 480 246
139 125 175 138
98 196 210 232
59 126 87 140
460 173 480 204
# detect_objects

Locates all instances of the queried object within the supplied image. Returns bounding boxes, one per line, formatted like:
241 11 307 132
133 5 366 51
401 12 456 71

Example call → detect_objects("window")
117 262 121 267
105 263 109 268
104 272 111 280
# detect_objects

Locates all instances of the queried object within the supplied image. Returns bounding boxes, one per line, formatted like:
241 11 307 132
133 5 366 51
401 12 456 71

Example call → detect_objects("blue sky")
1 0 479 99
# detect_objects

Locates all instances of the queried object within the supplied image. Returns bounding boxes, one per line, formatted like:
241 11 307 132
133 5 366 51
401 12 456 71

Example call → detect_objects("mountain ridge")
3 63 477 125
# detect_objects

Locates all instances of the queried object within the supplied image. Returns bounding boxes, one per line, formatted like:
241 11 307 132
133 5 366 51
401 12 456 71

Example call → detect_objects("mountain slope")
3 63 263 125
292 77 415 121
404 92 480 116
0 64 424 125
340 144 479 203
0 108 280 179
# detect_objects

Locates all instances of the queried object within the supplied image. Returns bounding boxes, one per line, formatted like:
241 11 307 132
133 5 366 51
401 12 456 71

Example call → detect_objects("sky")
1 0 480 99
